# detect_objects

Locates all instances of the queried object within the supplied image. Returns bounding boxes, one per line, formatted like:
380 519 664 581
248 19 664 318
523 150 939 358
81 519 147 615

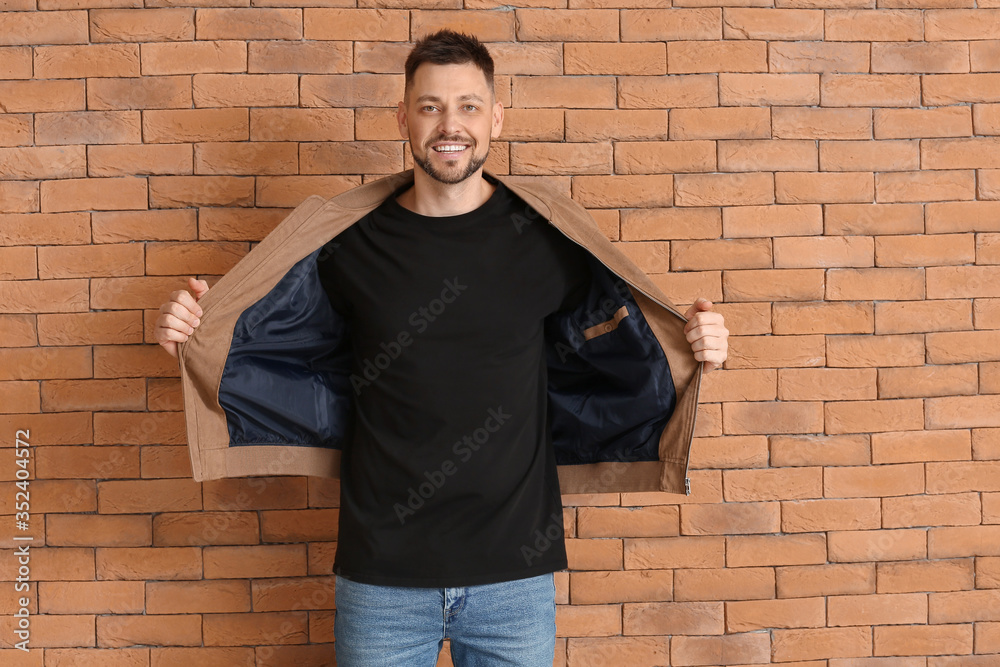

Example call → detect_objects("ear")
397 101 409 140
491 100 504 140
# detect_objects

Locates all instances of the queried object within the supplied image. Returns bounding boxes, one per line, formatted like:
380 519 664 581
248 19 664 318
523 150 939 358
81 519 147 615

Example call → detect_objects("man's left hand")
683 298 729 373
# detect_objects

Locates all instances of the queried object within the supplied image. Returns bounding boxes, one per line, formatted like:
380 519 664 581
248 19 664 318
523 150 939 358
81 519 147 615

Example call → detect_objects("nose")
436 107 462 136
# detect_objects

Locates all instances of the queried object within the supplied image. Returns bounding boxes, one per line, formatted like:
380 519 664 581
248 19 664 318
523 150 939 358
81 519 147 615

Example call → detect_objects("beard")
411 136 490 185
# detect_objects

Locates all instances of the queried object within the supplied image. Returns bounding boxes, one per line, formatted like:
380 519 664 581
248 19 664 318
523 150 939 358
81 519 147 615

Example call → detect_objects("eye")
421 105 438 112
464 104 478 112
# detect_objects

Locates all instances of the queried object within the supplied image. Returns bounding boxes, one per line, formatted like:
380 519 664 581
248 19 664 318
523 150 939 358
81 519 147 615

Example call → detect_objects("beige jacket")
178 170 702 495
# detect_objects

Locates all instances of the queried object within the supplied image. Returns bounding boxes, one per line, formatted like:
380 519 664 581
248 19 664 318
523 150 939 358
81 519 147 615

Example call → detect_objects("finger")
685 321 728 345
159 304 200 332
683 298 714 326
155 318 196 343
189 277 210 303
163 291 203 323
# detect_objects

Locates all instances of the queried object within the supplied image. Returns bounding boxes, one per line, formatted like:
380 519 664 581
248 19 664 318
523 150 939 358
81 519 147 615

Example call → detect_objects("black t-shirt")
316 175 591 587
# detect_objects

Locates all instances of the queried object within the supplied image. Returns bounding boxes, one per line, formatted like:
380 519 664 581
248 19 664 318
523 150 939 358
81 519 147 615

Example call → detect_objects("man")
155 30 728 667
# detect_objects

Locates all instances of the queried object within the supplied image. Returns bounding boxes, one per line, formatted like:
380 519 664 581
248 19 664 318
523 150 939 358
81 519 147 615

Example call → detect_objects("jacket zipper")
548 223 695 496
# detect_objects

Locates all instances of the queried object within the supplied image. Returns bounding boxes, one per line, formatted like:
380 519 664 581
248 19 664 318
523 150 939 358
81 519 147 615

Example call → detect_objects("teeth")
434 145 466 153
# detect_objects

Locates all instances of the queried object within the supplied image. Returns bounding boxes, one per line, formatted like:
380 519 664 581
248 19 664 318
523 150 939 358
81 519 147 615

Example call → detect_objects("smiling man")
155 29 729 667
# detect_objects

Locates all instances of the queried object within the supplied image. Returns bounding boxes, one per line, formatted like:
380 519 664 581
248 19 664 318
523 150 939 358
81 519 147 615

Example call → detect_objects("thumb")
189 276 210 300
683 297 712 321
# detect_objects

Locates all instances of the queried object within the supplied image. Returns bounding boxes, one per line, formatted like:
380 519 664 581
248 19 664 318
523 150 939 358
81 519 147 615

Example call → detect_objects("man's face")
397 62 504 185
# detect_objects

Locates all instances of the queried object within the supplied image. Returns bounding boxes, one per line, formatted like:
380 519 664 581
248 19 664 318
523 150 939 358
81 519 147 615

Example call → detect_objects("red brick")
0 81 85 113
47 514 151 547
883 170 971 205
726 334 825 369
621 601 723 636
827 268 925 301
0 10 88 45
885 492 981 529
728 597 825 632
874 41 971 73
624 536 725 570
925 8 1000 40
829 592 928 626
772 626 872 662
566 538 622 570
928 395 1000 429
573 175 672 208
720 73 820 106
776 563 875 598
671 632 770 665
826 203 923 235
98 614 201 648
88 76 192 111
621 8 721 41
878 559 974 594
616 140 716 175
710 147 802 180
618 74 718 109
873 429 972 463
929 525 1000 557
777 171 874 204
770 42 870 74
773 107 871 140
558 604 621 638
826 398 924 433
725 467 822 502
90 8 195 42
41 177 147 213
876 106 973 139
152 511 260 547
699 369 776 403
782 498 881 533
513 76 616 109
726 268 825 302
723 204 821 238
196 8 301 40
873 624 973 656
726 534 827 567
773 302 873 335
669 40 767 73
569 570 673 604
566 42 665 75
565 637 669 667
723 401 824 434
826 9 923 41
778 368 876 401
577 506 678 538
676 172 774 206
149 175 254 209
924 73 1000 105
193 74 297 107
141 40 246 75
39 581 144 614
929 201 1000 234
204 544 307 579
822 74 921 107
303 9 407 41
151 647 254 666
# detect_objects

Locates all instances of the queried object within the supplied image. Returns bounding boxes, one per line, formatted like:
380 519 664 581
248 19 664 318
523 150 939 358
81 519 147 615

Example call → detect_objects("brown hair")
404 29 495 100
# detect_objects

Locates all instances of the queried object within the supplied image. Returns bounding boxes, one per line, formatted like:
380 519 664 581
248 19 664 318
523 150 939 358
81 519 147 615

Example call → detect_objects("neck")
395 168 496 217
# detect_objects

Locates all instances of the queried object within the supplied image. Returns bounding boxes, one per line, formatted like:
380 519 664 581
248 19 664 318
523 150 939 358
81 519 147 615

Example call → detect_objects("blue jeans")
333 572 557 666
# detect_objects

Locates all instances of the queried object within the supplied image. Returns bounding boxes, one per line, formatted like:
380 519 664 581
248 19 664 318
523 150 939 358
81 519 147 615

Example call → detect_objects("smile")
432 144 469 153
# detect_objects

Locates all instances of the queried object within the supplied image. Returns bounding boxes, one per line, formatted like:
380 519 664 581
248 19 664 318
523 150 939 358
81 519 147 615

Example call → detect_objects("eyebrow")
415 94 486 104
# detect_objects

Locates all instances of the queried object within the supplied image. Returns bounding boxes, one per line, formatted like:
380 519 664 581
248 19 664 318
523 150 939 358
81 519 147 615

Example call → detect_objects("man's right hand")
155 276 210 359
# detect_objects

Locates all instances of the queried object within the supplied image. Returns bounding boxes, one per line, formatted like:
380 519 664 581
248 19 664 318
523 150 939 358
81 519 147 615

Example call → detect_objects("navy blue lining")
544 255 676 464
219 248 354 449
217 247 676 466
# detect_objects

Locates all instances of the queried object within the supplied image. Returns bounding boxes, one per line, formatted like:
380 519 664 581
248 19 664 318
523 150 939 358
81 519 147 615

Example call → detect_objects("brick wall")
1 2 999 666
